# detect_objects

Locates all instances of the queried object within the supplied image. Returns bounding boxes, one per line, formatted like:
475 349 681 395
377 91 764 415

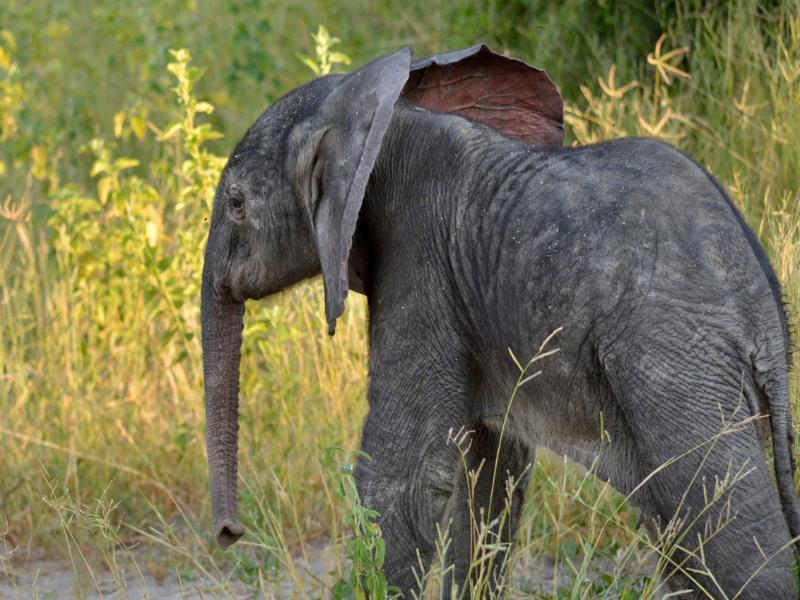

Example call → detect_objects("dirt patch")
0 556 258 599
0 544 655 598
0 539 340 599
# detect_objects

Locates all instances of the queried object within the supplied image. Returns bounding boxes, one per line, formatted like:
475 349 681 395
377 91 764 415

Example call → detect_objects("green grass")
1 0 799 598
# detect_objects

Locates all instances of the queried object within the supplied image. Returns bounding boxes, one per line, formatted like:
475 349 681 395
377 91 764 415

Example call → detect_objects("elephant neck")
364 105 502 227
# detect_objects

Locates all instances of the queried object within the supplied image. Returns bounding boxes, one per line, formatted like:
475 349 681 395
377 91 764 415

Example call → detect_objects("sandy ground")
0 557 257 599
4 558 185 598
0 559 566 599
0 542 332 599
0 547 653 599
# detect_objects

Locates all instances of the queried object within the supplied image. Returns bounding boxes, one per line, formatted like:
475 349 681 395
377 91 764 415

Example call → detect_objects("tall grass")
1 0 798 597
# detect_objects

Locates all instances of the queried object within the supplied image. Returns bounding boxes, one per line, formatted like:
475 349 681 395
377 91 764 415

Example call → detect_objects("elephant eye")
229 187 245 215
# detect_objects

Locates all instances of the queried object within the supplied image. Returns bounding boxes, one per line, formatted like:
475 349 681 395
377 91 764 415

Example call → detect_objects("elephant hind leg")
603 347 797 599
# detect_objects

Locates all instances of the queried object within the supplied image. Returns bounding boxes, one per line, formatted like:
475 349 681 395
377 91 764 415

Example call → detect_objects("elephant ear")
291 48 411 336
402 44 564 146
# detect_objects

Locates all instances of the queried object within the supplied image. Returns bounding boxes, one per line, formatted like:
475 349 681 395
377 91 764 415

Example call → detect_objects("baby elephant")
200 45 799 598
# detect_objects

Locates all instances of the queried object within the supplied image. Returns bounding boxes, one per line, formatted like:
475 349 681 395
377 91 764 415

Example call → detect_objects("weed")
327 449 397 600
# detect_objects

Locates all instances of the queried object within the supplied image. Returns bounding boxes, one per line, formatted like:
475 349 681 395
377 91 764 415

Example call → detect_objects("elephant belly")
478 366 638 492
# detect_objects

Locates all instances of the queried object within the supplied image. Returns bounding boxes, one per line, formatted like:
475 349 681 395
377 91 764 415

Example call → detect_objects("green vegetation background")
1 0 798 597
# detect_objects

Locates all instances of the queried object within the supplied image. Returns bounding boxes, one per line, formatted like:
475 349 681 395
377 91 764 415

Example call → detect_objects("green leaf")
90 160 107 177
113 111 126 138
130 115 148 140
114 158 140 171
298 54 321 75
97 177 113 205
169 48 190 62
328 52 351 66
158 122 183 141
170 350 189 367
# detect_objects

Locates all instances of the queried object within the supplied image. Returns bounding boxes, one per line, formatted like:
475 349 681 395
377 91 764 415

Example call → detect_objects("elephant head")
200 45 563 548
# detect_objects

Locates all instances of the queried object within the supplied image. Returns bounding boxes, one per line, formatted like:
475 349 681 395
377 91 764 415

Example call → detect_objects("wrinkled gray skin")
202 49 800 598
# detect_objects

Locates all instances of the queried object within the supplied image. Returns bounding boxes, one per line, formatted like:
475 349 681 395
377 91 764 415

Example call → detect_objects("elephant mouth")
215 239 251 304
213 279 243 304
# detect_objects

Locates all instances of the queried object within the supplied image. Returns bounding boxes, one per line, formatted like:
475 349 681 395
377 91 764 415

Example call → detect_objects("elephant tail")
756 356 800 560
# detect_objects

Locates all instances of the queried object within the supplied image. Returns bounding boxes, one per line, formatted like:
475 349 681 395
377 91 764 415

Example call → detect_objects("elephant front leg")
442 423 533 598
354 355 472 596
355 401 532 596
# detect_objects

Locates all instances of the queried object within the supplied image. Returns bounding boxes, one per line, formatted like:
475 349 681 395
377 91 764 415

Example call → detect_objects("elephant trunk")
201 262 245 548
